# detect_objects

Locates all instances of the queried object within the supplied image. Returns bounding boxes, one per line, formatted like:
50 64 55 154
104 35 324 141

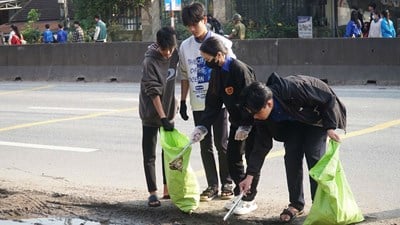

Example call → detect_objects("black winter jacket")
199 58 256 127
246 72 347 176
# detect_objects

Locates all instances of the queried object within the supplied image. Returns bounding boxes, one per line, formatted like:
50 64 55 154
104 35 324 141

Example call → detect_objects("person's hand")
234 126 252 141
239 175 254 196
161 118 174 131
327 129 340 142
179 101 189 121
190 125 208 143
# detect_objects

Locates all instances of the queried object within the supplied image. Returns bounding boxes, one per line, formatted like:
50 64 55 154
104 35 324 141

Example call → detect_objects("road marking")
0 107 136 132
29 106 119 112
263 119 400 159
194 118 400 176
100 97 139 102
0 141 98 152
266 150 285 158
341 119 400 139
0 85 54 96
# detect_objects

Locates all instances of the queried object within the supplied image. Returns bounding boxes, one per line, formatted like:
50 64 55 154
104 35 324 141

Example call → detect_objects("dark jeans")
226 124 259 201
193 109 231 190
142 125 166 193
283 122 327 211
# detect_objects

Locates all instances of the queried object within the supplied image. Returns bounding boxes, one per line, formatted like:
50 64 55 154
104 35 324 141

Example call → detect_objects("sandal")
148 195 161 207
220 183 234 200
279 206 304 223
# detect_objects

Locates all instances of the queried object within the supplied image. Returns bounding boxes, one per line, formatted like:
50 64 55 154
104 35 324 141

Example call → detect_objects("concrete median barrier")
1 38 399 84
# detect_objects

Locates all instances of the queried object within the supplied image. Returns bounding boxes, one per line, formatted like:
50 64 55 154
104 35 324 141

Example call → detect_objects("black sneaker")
200 186 218 202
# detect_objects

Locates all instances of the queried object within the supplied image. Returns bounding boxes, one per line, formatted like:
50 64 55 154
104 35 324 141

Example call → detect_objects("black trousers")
283 122 327 211
193 109 232 190
142 125 166 193
226 124 259 201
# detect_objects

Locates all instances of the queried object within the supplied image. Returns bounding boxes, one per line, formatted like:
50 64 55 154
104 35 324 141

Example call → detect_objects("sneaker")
233 200 258 215
224 195 241 210
200 186 218 202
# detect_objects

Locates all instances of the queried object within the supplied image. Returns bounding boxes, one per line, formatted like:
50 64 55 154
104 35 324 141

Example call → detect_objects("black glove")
179 100 189 121
161 118 174 131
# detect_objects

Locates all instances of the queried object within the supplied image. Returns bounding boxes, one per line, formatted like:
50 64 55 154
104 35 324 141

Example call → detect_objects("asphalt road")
0 82 399 223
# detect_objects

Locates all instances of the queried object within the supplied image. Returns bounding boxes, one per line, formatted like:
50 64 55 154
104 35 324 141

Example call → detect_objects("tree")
73 0 150 30
22 9 41 44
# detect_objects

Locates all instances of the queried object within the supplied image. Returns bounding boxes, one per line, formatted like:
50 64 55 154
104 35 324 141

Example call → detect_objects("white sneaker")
224 195 241 210
233 200 258 215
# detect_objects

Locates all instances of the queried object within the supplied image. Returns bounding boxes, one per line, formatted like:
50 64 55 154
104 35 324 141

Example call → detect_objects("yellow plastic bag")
160 128 199 213
304 140 364 225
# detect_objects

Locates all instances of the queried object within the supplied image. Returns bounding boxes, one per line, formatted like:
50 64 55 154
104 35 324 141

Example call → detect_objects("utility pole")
170 1 174 28
58 0 68 28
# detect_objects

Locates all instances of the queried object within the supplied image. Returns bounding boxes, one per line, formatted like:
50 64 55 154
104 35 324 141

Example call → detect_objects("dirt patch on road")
0 185 279 225
0 184 398 225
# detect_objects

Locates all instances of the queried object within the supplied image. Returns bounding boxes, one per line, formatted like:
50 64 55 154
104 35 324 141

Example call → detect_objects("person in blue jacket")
56 23 68 43
344 10 362 38
381 9 396 38
42 24 54 43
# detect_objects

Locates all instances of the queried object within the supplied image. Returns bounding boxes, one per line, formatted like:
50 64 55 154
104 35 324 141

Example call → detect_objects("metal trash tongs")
168 141 192 171
223 192 244 221
169 126 208 172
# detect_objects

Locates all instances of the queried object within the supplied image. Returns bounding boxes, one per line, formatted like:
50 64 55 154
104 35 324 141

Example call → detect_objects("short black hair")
58 23 63 29
200 36 228 56
156 26 177 50
74 21 80 26
382 9 390 18
240 81 273 115
182 2 205 26
368 2 377 9
94 15 100 19
45 24 50 29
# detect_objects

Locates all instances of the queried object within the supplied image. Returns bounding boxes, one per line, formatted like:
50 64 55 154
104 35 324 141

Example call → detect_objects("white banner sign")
165 0 181 11
298 16 313 38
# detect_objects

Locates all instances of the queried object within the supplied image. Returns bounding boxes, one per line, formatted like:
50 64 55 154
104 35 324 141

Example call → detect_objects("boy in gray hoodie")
139 26 179 207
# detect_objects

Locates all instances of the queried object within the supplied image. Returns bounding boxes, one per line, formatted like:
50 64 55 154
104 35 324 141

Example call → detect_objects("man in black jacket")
238 73 346 222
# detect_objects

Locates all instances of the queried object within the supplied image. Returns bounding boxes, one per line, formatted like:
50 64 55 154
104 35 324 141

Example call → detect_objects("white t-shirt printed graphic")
194 56 212 101
179 32 235 111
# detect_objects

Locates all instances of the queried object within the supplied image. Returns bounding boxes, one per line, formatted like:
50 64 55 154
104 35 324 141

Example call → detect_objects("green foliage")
73 0 113 25
27 8 40 22
73 0 147 29
233 1 300 38
22 9 41 44
223 23 234 37
174 23 191 41
107 21 124 41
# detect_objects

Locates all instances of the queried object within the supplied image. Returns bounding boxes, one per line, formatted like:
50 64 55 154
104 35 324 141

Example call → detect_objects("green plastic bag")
304 140 364 225
160 128 200 213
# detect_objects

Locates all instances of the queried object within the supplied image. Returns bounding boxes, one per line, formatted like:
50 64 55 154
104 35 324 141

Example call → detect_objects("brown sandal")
280 206 304 222
220 184 234 200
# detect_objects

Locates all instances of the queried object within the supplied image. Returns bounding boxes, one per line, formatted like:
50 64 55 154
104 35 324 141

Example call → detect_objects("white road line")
0 141 98 152
29 106 118 112
105 97 139 101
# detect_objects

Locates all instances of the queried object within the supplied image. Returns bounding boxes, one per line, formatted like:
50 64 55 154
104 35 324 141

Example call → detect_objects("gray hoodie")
139 43 179 127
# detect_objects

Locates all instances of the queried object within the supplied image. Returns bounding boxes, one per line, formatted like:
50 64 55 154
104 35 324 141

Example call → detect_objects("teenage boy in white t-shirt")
178 2 235 203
